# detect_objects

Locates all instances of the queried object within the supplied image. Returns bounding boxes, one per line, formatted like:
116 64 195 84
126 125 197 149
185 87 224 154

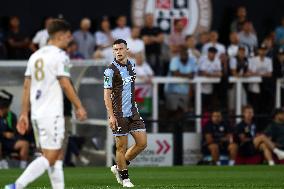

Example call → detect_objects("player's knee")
208 143 219 152
137 141 147 150
116 145 126 154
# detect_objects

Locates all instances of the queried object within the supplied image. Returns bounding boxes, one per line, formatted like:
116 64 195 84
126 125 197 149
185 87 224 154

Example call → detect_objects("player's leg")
14 149 60 189
254 134 284 160
115 135 135 187
228 143 238 166
14 140 29 168
115 136 128 171
207 143 220 165
125 131 147 162
259 143 274 165
125 114 147 164
47 116 67 189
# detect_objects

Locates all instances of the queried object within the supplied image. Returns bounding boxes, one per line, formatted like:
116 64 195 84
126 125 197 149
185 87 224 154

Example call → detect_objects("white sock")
16 156 49 188
273 148 282 154
48 160 64 189
268 160 275 166
229 160 235 166
20 161 27 169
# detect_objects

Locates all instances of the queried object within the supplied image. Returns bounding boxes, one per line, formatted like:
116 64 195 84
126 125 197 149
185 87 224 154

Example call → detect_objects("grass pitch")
0 166 284 189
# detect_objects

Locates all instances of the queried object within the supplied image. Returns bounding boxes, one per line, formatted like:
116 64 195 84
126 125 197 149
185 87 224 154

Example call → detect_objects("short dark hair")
208 46 218 53
242 105 253 112
47 19 71 37
185 35 194 41
113 39 127 47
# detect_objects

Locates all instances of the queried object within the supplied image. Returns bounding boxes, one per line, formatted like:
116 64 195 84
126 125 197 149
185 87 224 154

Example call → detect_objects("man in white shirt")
199 47 222 110
112 15 131 40
5 19 87 189
126 26 145 58
202 31 226 57
31 17 53 51
247 45 273 113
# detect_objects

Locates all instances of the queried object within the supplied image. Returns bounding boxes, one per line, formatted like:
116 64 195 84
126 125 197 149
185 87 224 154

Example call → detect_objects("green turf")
1 166 284 189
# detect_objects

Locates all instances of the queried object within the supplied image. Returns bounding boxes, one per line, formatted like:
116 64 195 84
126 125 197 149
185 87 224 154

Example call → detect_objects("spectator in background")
141 14 164 75
6 16 31 59
93 17 113 62
229 46 250 111
202 110 237 165
165 46 197 117
247 45 273 113
230 46 249 77
254 108 284 165
30 17 53 51
0 134 9 169
0 90 29 169
169 19 186 56
199 47 222 111
227 32 243 58
135 53 154 115
273 48 284 80
126 26 145 59
238 21 258 56
185 35 200 61
135 53 154 81
216 53 230 109
111 15 131 40
0 26 6 59
231 6 249 32
275 17 284 49
237 105 259 158
66 41 84 59
202 31 225 57
196 32 209 52
73 17 95 59
261 36 274 58
94 17 113 50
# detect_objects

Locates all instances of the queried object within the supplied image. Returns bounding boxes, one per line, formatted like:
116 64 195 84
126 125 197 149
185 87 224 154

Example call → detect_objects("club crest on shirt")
132 0 212 35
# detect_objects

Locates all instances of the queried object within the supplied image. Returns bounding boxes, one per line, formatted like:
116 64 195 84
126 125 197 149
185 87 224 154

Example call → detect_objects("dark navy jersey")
203 121 229 143
236 121 257 140
104 59 138 117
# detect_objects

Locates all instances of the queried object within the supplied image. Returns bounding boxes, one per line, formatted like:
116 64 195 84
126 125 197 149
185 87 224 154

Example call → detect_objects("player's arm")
58 77 87 121
103 68 118 130
17 77 31 135
104 89 118 130
205 133 214 145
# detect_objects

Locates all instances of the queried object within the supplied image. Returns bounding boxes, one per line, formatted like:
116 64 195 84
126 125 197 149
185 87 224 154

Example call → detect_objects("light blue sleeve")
169 57 179 72
104 68 114 89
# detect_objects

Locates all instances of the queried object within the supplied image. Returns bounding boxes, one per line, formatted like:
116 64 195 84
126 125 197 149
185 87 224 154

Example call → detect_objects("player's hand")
109 115 118 130
76 106 87 121
17 114 29 135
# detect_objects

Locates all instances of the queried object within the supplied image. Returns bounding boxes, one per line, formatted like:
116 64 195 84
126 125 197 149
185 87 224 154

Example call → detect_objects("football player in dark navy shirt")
203 110 238 165
236 105 258 157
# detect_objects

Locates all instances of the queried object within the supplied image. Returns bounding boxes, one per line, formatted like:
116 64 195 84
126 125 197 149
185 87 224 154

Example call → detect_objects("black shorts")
112 113 146 136
239 141 258 157
202 142 230 155
2 139 17 152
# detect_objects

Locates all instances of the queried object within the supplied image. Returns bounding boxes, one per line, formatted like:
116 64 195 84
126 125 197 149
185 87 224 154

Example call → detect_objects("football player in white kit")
5 19 87 189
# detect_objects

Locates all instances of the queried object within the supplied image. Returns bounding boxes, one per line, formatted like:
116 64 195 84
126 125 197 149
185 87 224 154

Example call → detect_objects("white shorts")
32 116 65 150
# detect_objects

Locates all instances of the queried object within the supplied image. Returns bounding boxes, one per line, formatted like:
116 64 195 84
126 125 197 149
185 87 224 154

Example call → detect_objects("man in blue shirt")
104 39 147 188
275 17 284 49
166 46 197 116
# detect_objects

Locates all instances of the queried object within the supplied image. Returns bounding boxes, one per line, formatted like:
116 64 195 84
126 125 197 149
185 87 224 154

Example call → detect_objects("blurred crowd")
1 6 284 166
0 7 283 116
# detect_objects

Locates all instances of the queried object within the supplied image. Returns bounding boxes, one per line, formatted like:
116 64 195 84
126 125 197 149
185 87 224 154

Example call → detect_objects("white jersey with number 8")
25 45 70 119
